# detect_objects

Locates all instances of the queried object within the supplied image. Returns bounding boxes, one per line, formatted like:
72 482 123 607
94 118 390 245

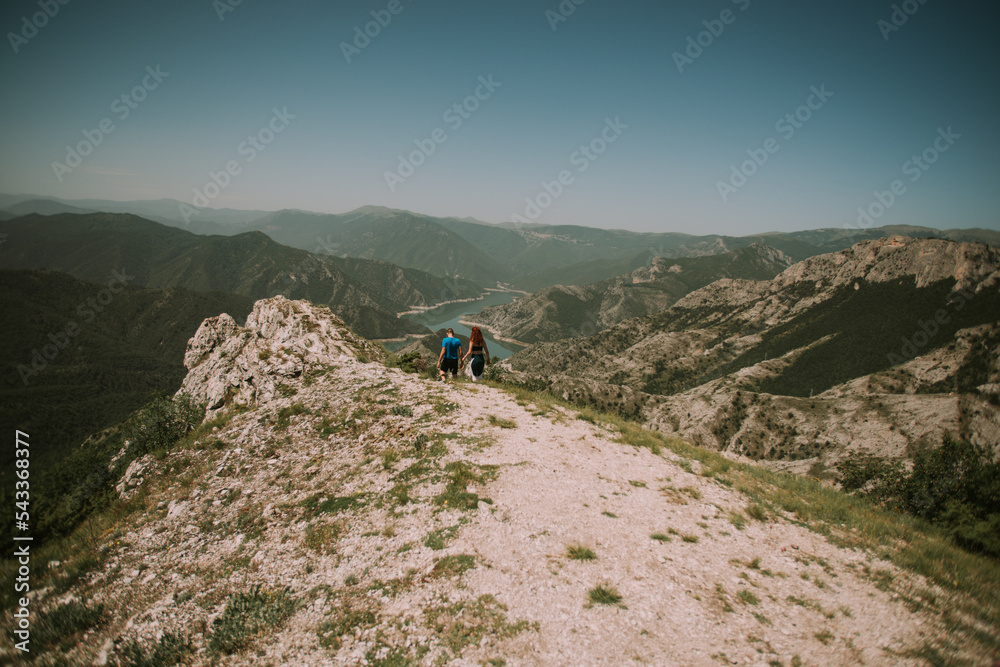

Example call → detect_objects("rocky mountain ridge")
470 243 794 345
10 296 997 666
507 236 1000 473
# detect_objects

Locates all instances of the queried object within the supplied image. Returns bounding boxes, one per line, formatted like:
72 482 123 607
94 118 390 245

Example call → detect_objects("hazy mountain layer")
471 243 793 344
0 213 482 339
5 196 999 293
242 208 512 286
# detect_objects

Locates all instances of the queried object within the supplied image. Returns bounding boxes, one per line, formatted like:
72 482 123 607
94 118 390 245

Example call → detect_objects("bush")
208 586 298 656
483 363 505 384
386 351 425 373
837 436 1000 557
837 451 908 507
35 600 106 653
587 585 624 607
17 394 203 550
122 394 203 460
112 631 193 667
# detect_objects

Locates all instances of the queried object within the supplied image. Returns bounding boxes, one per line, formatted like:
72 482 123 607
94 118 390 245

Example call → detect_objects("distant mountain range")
240 207 512 286
4 199 998 483
507 236 1000 474
0 212 483 339
4 194 998 289
0 193 269 234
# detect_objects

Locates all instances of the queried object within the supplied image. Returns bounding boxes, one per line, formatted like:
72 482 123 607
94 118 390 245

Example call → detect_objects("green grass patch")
424 525 460 550
431 554 477 579
746 502 769 522
567 544 597 561
300 493 365 517
433 461 497 510
318 603 377 651
487 415 517 429
34 600 106 654
814 629 834 645
112 631 194 667
424 594 534 658
303 521 341 554
274 402 309 428
587 585 624 608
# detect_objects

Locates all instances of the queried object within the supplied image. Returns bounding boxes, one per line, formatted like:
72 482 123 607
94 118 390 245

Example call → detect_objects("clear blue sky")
1 0 997 235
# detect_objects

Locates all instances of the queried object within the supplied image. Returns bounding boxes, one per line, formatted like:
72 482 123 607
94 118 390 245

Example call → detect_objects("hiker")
462 326 490 381
436 328 463 381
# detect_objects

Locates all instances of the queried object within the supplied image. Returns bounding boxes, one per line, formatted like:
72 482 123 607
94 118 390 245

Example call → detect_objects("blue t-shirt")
442 336 462 359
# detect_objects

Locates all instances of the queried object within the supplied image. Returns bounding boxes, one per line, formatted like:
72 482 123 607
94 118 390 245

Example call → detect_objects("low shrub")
837 436 1000 558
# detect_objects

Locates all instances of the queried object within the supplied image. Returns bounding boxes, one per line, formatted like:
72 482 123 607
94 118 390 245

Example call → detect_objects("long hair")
469 326 485 348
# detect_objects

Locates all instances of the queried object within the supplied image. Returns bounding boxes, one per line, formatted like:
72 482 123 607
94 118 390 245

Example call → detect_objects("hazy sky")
1 0 997 235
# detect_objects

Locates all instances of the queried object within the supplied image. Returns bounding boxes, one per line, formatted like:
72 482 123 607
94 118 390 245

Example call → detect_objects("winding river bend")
386 291 524 359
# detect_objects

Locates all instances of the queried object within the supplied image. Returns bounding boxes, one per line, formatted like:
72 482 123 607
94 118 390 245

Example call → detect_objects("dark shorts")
440 358 459 375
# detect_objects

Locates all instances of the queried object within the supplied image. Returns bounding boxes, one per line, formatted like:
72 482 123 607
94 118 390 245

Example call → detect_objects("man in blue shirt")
436 328 464 381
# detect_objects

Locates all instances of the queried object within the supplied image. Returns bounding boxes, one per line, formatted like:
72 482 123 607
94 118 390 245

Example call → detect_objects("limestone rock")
178 296 384 415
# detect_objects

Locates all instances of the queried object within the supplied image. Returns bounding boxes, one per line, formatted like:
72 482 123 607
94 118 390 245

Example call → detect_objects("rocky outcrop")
773 235 1000 292
178 296 385 413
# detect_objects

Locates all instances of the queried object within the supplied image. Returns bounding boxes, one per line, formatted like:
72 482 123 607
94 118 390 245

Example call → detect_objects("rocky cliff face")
17 296 995 666
640 322 1000 475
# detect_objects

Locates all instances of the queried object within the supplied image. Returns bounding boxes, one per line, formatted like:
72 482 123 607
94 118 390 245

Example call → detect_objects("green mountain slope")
641 277 1000 397
0 213 481 339
0 269 256 476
